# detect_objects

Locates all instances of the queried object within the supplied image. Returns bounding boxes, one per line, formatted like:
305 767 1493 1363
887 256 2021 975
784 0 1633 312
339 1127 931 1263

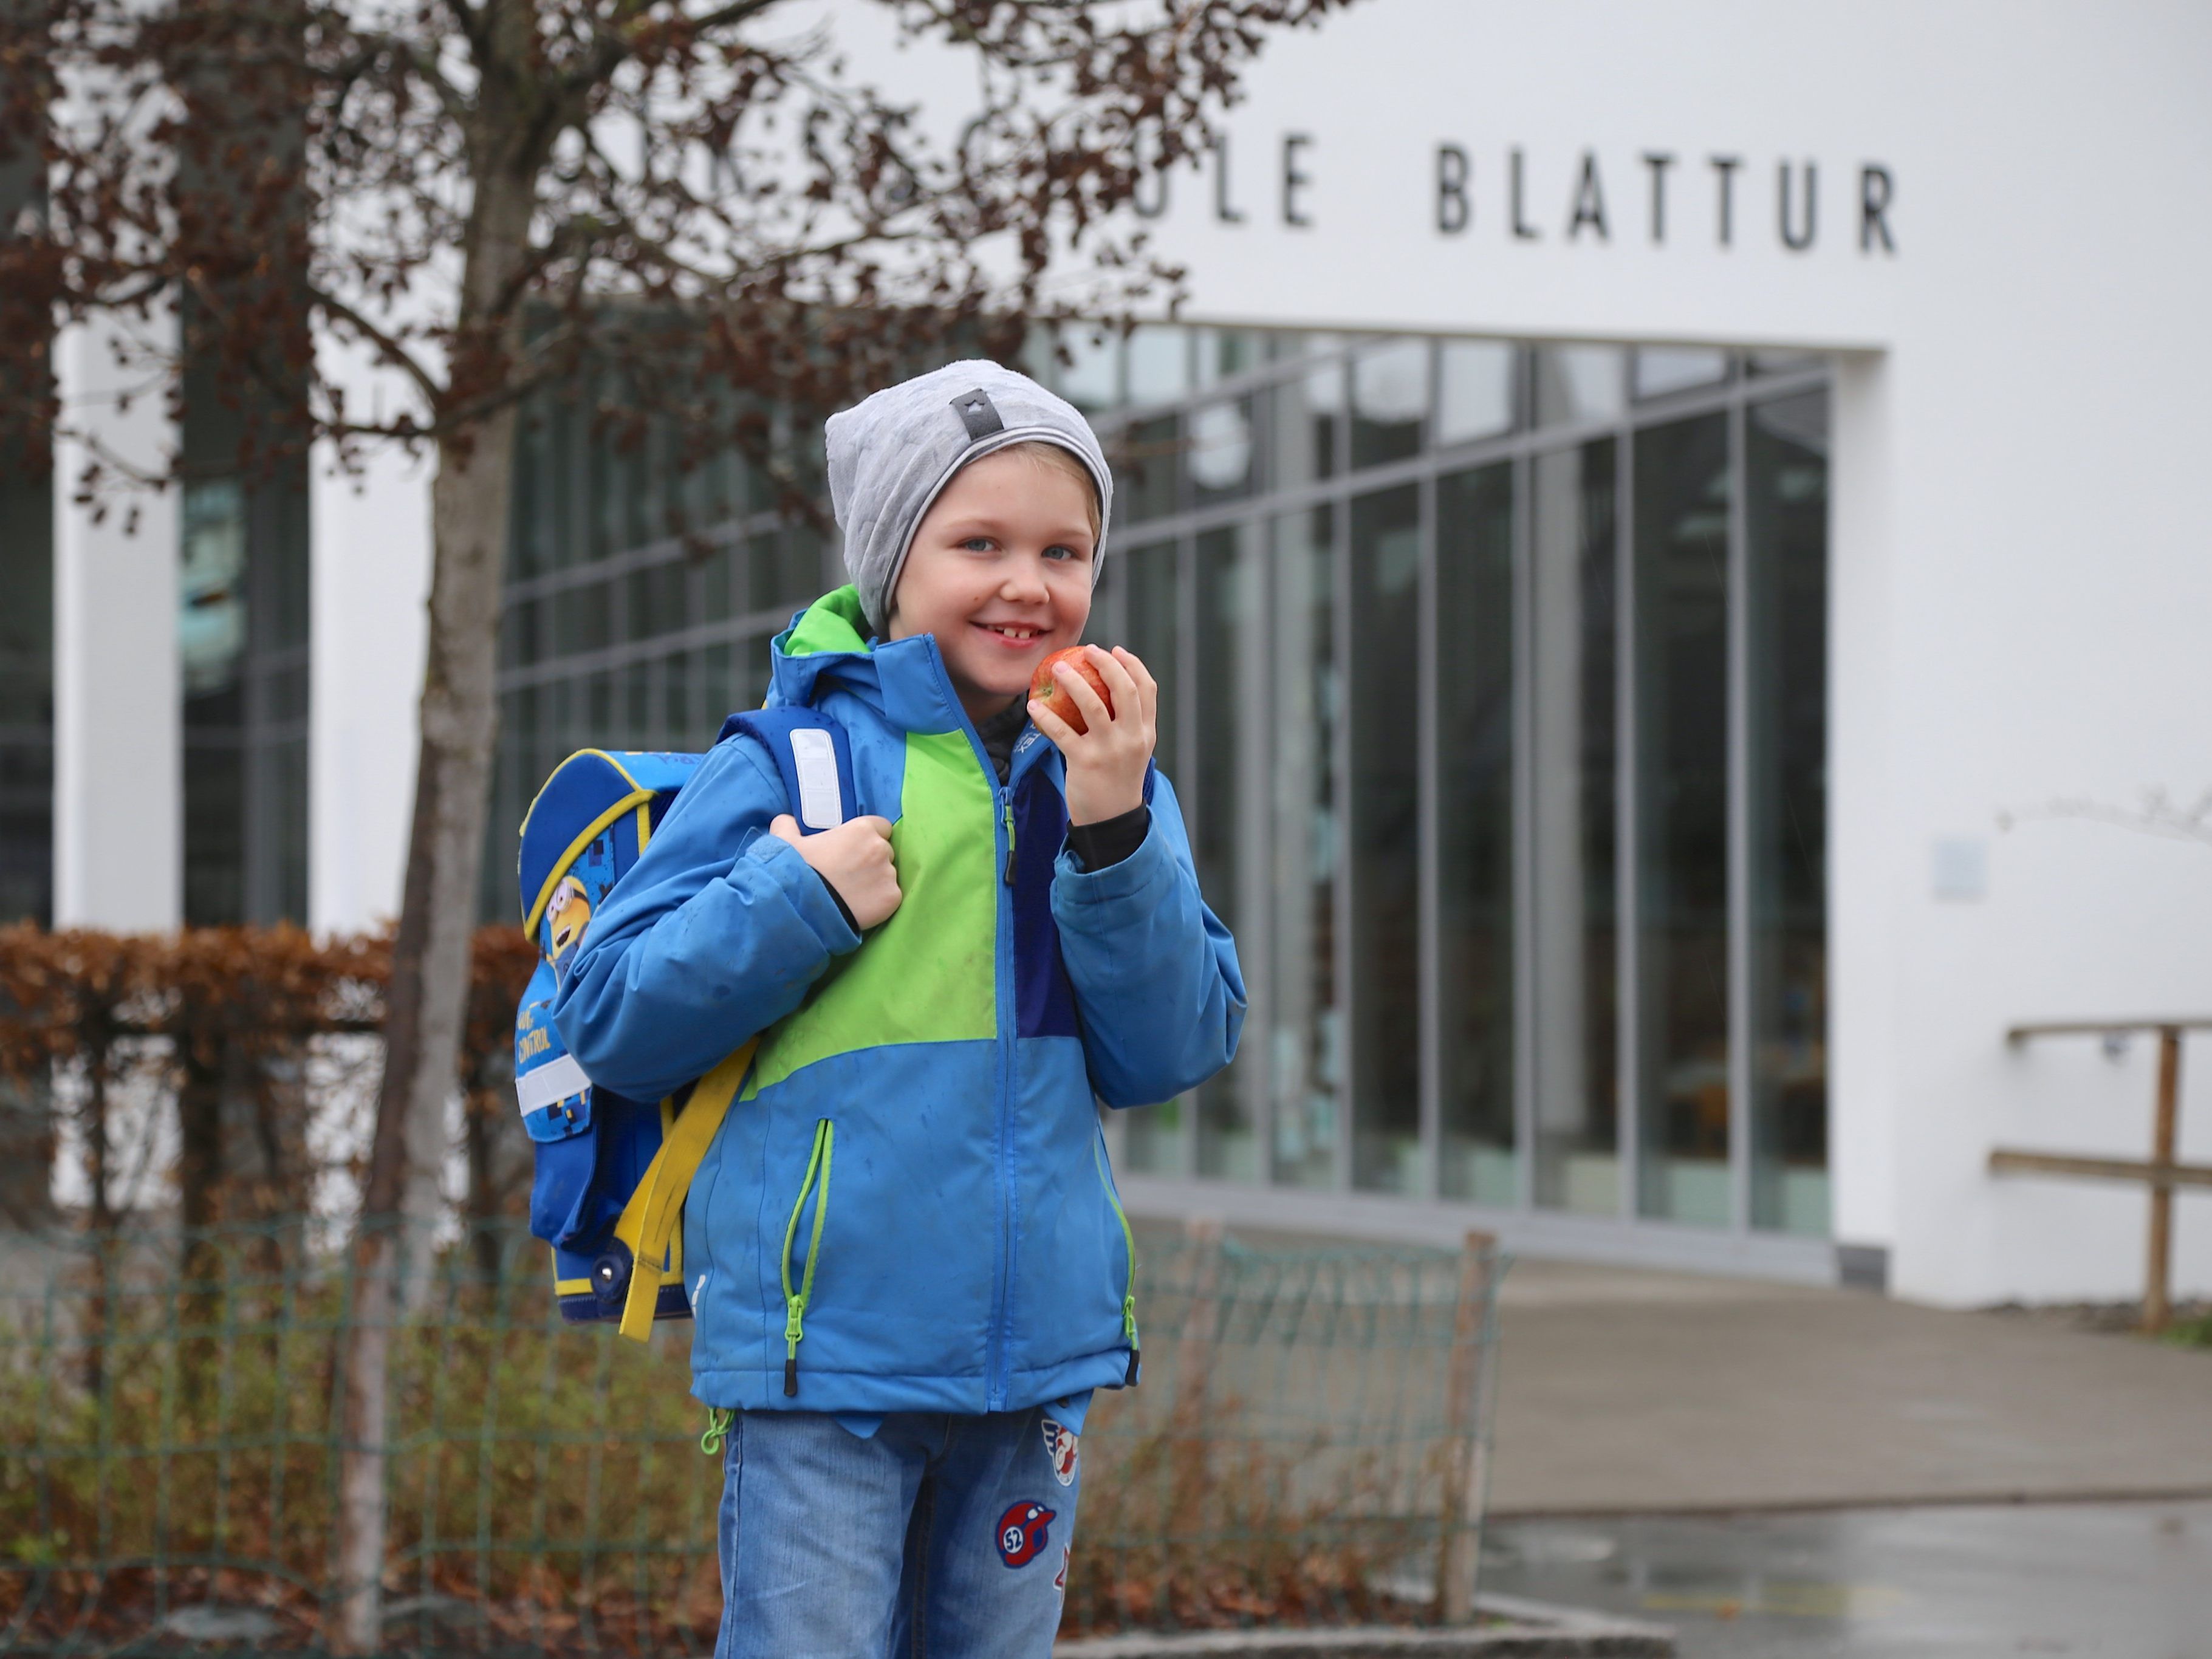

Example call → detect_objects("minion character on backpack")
516 748 704 1328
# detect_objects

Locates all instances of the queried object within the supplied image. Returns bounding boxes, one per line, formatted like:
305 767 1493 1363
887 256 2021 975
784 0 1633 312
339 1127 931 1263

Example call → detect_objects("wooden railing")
1993 1018 2212 1333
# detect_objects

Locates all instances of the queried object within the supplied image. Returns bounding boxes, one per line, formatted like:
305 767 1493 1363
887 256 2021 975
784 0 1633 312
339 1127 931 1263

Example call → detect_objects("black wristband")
1066 806 1150 873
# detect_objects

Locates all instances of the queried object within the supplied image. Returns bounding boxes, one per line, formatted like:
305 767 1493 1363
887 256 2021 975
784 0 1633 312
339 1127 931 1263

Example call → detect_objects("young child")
553 360 1245 1658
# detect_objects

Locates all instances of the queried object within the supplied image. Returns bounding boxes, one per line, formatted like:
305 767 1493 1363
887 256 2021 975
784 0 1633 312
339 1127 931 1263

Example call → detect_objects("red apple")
1029 646 1115 736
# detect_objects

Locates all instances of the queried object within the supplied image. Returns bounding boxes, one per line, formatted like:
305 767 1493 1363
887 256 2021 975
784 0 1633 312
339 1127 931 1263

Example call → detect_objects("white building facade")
39 1 2212 1306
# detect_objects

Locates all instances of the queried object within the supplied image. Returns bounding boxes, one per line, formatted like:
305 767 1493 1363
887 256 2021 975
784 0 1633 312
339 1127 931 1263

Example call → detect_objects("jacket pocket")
1094 1136 1140 1384
779 1118 834 1396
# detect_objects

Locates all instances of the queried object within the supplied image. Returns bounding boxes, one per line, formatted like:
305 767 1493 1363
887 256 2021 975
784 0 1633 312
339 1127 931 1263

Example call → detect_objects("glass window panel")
1748 349 1822 377
270 661 309 725
655 560 687 641
1436 463 1517 1205
1269 358 1341 491
1125 324 1190 406
1438 341 1516 446
547 680 574 758
265 484 311 651
703 542 737 622
549 397 581 571
1056 326 1121 412
1633 413 1733 1226
1115 415 1181 524
625 409 655 553
1747 392 1830 1236
1349 485 1422 1194
1634 347 1730 400
795 521 829 606
510 598 541 668
267 733 309 923
1269 505 1339 1189
624 661 653 747
1351 340 1430 469
741 635 773 710
182 738 243 926
1533 344 1625 428
1117 538 1185 1174
751 524 822 617
1194 524 1259 1181
179 479 247 697
585 671 614 744
513 409 546 580
1266 330 1330 364
1195 327 1259 386
663 649 693 744
552 580 612 657
589 408 617 563
1189 397 1255 504
1530 440 1621 1216
703 642 736 725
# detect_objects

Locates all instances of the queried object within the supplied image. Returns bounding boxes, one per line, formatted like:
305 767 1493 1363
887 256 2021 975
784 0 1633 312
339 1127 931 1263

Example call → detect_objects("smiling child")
553 360 1245 1658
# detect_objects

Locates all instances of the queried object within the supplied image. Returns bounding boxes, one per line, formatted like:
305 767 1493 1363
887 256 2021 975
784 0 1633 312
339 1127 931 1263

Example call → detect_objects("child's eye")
962 536 995 553
1043 544 1084 563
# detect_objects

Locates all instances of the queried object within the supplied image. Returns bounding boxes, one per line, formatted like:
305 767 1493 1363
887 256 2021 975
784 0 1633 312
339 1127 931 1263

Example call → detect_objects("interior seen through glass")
481 326 1830 1240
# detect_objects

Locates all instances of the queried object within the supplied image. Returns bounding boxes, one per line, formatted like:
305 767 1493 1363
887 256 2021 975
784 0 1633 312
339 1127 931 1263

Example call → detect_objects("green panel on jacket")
745 726 999 1096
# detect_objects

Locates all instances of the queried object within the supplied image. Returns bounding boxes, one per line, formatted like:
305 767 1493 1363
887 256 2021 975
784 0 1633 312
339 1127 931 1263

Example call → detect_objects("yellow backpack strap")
612 1038 758 1342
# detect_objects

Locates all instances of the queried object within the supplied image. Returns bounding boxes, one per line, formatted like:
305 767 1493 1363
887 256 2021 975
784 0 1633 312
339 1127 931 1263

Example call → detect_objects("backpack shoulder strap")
598 706 858 1344
717 706 857 835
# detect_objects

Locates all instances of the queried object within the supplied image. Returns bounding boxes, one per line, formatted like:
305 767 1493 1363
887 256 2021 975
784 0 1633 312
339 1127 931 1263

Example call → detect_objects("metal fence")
0 1217 1504 1654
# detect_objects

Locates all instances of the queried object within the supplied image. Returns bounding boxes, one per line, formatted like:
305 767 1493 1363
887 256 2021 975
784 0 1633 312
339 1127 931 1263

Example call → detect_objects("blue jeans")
712 1407 1083 1659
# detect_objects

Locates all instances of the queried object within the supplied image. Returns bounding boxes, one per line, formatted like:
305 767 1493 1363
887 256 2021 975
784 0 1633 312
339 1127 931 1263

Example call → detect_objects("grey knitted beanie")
825 360 1114 634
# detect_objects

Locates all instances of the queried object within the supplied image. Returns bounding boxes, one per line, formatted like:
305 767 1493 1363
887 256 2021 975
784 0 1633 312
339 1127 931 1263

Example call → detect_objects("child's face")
887 448 1096 722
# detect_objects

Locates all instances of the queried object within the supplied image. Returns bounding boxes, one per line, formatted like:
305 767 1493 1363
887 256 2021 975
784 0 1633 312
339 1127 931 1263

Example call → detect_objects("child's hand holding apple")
1027 645 1158 826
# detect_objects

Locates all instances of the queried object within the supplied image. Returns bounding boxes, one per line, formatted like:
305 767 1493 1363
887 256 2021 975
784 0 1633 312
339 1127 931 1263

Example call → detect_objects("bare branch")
1999 787 2212 852
310 286 445 406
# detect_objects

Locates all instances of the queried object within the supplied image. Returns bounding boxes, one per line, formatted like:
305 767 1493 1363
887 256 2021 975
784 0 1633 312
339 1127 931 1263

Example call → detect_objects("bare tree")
1 0 1351 1643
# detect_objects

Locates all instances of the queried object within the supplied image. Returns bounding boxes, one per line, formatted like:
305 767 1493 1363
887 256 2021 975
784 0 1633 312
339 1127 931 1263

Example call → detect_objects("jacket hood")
767 585 971 738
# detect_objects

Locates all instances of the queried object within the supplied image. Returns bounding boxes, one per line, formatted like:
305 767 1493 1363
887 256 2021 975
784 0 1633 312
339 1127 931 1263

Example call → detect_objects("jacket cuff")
1065 806 1151 872
1053 813 1173 906
745 834 863 954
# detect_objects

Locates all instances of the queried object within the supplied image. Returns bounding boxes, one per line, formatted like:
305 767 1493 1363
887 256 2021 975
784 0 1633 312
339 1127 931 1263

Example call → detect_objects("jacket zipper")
919 639 1029 1411
988 778 1018 1408
779 1118 834 1397
1094 1138 1142 1384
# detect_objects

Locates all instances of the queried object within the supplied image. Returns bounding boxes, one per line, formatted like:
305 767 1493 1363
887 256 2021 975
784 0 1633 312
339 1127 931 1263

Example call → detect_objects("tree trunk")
328 168 532 1648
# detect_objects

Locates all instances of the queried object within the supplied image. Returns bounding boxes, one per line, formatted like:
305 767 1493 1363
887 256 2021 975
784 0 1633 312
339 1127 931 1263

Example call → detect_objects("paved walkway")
1481 1500 2211 1658
1488 1260 2212 1516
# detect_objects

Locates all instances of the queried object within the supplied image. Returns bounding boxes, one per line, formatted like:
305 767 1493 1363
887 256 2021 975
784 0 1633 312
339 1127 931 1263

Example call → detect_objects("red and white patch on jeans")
1053 1544 1069 1593
1041 1417 1078 1487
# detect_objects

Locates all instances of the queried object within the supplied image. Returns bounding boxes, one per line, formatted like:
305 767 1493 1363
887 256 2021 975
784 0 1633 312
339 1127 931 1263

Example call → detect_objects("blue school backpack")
513 708 858 1341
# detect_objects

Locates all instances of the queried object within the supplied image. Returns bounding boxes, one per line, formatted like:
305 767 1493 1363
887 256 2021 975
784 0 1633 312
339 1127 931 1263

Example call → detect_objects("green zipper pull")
1002 796 1017 885
700 1406 733 1457
780 1119 835 1398
1123 1296 1141 1385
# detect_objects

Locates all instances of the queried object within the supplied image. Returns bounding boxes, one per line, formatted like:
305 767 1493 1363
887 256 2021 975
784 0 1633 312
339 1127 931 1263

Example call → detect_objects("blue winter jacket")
552 587 1245 1414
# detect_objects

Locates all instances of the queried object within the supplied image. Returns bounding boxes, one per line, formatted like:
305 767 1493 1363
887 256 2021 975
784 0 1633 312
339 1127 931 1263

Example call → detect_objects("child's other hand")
771 814 902 930
1028 646 1157 826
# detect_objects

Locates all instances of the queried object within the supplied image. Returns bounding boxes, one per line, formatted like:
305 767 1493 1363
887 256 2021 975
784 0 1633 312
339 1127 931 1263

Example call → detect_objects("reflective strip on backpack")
516 1053 590 1116
789 728 846 830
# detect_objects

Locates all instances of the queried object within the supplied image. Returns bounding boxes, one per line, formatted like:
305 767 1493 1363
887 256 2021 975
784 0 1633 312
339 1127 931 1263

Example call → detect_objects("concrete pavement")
1488 1260 2212 1516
